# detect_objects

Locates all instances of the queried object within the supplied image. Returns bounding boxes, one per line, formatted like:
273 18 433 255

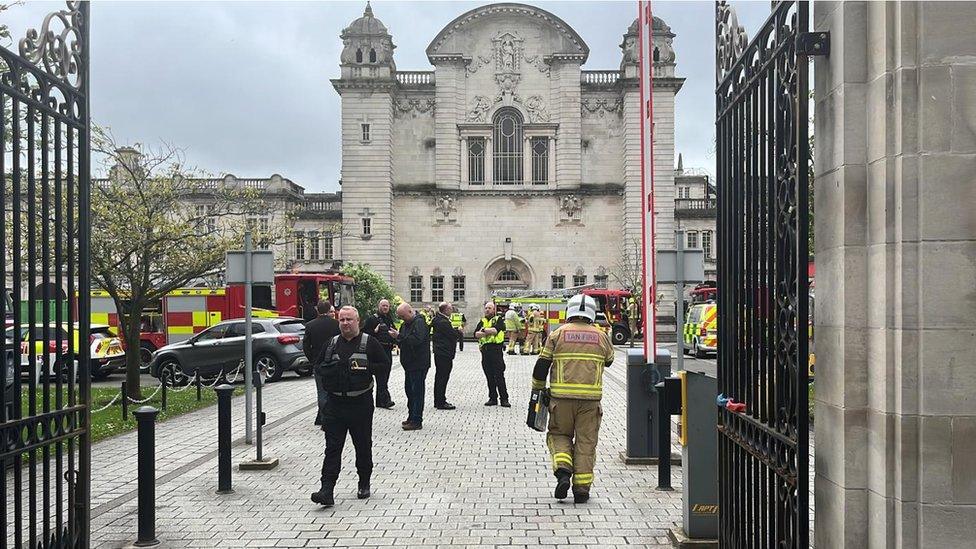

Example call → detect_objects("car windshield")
276 320 304 334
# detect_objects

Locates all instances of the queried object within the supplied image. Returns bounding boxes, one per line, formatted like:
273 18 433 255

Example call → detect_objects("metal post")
215 384 234 494
195 373 202 402
121 381 128 421
244 231 253 445
133 406 159 546
255 372 263 461
657 388 672 491
675 230 685 372
160 376 167 412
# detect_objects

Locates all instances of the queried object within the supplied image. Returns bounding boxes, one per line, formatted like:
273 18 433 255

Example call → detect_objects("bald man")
389 303 430 430
363 299 396 408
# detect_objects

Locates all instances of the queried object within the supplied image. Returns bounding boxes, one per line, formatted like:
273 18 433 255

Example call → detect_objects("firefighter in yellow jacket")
531 294 615 503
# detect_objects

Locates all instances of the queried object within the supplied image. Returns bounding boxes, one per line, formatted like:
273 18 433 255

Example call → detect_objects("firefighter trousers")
524 331 542 353
546 397 603 493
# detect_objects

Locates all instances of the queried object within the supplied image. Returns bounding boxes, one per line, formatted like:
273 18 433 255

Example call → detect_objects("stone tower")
333 2 397 279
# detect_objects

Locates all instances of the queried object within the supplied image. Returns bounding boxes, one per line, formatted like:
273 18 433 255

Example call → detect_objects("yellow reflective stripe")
169 326 194 335
550 386 602 396
552 352 607 361
573 473 593 485
539 348 553 359
532 379 546 390
553 452 573 466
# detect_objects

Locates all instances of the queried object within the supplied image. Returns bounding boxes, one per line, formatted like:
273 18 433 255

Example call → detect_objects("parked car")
4 323 125 381
147 317 308 384
682 303 718 358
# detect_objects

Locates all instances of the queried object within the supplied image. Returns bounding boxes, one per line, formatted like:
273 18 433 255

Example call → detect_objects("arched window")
355 49 363 63
492 108 523 184
369 48 377 63
498 269 521 282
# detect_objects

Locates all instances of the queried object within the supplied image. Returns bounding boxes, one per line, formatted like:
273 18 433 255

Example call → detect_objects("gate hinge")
797 31 830 57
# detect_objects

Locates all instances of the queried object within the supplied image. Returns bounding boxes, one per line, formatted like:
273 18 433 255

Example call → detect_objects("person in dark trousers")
389 303 430 430
362 299 396 408
475 301 510 407
303 300 340 364
430 301 458 410
312 306 389 508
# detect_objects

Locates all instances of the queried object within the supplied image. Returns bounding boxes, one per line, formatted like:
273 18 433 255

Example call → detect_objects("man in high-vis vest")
532 294 615 503
475 301 510 407
449 309 467 351
504 303 525 355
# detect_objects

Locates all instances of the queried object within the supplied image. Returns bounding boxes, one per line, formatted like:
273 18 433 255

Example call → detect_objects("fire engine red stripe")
167 312 193 326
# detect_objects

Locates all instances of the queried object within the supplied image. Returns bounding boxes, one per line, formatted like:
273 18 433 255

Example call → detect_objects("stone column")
551 56 583 189
814 2 976 547
434 59 463 190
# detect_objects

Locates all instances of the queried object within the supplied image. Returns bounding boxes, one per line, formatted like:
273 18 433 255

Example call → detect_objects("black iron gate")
1 2 92 547
715 1 818 547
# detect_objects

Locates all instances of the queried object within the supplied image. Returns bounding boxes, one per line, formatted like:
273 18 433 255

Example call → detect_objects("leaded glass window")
531 137 549 184
492 108 523 184
468 137 485 184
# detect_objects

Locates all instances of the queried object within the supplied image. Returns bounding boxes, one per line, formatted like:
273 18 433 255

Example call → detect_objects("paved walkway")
88 348 683 548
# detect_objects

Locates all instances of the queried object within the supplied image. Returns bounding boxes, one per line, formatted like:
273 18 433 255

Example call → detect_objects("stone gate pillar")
814 1 976 547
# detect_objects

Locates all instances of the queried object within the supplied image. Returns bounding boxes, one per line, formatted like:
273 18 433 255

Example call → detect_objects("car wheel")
255 353 283 382
694 339 704 359
139 344 156 367
159 358 189 386
611 326 629 345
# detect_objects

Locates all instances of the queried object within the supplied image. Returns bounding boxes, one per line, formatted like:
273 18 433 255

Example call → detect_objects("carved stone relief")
466 95 493 122
558 194 584 225
493 31 523 96
433 193 458 225
394 97 436 117
581 98 623 117
523 55 550 74
523 95 550 122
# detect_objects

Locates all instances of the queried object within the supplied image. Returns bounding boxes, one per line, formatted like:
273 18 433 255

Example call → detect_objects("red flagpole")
637 0 657 359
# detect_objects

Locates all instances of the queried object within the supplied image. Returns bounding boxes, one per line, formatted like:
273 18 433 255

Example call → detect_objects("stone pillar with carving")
551 55 583 189
433 56 464 190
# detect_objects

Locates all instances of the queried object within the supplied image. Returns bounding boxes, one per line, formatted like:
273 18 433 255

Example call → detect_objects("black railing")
715 1 810 547
0 2 92 547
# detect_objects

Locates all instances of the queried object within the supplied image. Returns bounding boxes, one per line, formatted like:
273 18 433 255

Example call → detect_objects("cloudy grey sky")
5 1 771 191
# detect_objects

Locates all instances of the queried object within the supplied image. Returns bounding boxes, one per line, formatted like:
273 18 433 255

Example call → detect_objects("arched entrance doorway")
483 256 533 296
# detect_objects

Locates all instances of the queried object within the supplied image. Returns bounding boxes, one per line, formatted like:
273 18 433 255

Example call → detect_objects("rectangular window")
702 230 712 259
678 186 691 199
247 216 270 250
195 204 216 234
431 276 444 303
293 231 305 260
452 275 466 302
467 137 485 184
551 275 565 290
594 274 609 288
573 274 587 287
322 234 333 260
362 218 371 236
530 137 549 184
687 230 699 249
361 123 371 142
409 275 423 303
308 231 319 261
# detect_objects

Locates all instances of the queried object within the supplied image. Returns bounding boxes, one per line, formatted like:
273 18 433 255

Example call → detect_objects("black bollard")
121 381 128 421
133 406 160 546
215 384 234 494
657 386 672 491
195 372 202 402
254 371 264 462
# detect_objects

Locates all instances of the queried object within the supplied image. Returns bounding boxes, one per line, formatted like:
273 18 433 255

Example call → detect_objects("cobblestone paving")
89 349 683 548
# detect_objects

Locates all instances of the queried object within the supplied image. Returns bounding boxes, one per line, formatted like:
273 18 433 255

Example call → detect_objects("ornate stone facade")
333 2 683 326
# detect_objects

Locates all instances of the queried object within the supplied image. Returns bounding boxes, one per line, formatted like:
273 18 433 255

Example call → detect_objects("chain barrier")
125 383 163 405
92 392 123 414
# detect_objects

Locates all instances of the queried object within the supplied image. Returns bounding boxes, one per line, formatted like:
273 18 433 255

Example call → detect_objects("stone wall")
814 1 976 546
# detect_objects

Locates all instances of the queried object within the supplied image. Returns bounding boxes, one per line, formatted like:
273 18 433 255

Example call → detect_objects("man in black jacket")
362 299 396 408
303 300 340 365
390 303 430 430
311 306 389 507
430 302 458 410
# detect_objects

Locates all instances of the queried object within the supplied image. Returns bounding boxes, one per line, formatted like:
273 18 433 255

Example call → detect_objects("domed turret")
619 16 676 77
339 2 396 79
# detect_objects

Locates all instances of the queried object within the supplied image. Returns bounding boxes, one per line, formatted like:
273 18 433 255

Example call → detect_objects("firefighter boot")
311 482 335 507
554 469 572 500
573 485 590 504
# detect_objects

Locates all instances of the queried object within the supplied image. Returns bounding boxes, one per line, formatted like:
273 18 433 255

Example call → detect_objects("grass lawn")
20 383 244 445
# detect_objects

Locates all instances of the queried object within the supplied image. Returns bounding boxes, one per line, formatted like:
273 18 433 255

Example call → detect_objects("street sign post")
657 234 705 372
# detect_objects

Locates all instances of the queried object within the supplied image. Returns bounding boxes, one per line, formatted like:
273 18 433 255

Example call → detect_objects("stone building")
333 2 684 325
673 155 717 281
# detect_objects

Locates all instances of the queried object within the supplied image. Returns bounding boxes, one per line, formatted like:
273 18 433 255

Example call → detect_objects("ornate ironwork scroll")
1 1 92 547
715 1 809 547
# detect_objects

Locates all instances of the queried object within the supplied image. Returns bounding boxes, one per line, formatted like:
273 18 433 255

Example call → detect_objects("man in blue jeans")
390 303 430 430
